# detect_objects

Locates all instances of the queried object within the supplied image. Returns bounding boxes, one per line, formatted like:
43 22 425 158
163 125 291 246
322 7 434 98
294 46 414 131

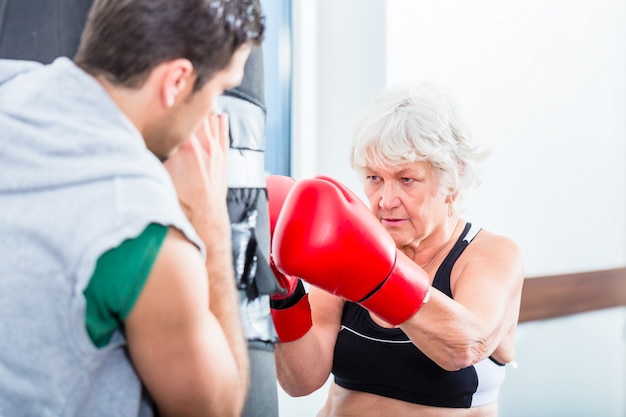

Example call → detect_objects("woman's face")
363 160 449 248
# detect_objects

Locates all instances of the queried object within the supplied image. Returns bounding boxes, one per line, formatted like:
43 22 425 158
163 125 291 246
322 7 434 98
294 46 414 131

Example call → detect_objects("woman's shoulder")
452 224 524 289
472 226 519 249
463 225 523 266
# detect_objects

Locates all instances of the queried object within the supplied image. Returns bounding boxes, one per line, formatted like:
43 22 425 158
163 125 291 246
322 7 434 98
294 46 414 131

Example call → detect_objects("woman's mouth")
381 218 406 227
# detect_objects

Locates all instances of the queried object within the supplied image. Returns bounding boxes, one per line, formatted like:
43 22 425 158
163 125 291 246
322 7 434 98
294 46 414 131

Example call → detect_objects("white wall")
282 1 626 416
384 0 626 277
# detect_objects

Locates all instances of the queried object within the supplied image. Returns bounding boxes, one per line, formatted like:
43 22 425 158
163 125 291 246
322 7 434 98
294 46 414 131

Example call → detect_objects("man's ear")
161 59 194 108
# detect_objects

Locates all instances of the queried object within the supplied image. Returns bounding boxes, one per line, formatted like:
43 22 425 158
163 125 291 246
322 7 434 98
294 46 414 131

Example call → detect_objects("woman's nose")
378 184 400 209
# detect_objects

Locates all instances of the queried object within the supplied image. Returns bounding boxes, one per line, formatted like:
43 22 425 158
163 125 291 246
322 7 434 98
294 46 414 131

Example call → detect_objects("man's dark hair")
74 0 265 91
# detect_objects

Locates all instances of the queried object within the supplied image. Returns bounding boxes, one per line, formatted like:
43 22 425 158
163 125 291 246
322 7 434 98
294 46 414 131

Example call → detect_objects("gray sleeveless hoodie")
0 58 204 417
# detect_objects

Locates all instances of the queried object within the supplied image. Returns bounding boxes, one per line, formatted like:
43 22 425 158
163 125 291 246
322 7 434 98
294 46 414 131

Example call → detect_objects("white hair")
350 82 489 209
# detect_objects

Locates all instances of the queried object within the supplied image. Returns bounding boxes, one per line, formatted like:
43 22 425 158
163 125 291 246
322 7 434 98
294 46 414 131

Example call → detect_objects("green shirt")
83 223 168 348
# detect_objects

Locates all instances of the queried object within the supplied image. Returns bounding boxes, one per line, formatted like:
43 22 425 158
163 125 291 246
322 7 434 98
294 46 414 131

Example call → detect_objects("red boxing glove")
272 175 431 325
267 175 296 237
266 175 312 342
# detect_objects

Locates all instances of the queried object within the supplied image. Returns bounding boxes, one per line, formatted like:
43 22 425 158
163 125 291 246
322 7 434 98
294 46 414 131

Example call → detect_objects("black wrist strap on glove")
270 279 306 310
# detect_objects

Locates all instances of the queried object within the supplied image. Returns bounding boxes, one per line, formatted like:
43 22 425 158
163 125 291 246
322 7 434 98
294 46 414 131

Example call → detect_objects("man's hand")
162 112 248 408
164 113 230 235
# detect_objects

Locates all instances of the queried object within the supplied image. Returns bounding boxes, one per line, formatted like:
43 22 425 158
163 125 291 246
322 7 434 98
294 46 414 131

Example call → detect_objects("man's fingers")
195 115 212 153
197 112 229 156
217 113 229 152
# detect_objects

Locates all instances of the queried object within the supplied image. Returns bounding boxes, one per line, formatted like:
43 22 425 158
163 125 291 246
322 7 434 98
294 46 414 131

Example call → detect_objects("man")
1 2 283 415
0 1 265 416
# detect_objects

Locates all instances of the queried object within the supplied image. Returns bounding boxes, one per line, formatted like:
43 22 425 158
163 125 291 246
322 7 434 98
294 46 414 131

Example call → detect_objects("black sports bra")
332 222 506 408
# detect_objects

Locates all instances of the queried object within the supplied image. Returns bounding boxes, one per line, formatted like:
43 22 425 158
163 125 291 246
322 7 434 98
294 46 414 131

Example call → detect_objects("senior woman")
269 83 524 417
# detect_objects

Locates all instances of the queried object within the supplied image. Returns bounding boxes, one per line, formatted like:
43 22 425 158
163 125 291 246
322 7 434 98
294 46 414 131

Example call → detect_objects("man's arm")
125 227 245 417
160 112 249 414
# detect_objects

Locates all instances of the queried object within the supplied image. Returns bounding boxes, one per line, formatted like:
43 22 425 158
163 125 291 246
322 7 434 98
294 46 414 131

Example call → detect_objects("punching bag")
219 45 281 417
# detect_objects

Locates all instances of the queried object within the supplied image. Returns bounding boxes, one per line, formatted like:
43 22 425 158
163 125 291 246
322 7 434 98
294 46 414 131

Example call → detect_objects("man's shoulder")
0 59 42 85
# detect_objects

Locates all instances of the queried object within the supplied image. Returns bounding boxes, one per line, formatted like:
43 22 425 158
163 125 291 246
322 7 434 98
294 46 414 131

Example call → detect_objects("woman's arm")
274 286 344 396
401 232 524 371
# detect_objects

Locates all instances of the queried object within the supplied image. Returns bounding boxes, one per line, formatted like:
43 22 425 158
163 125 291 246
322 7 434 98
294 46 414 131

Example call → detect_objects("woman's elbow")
277 374 328 398
441 351 474 371
437 341 489 371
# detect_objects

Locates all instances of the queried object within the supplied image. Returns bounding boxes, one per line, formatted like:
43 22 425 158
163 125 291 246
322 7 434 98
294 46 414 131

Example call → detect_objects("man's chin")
151 149 174 163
